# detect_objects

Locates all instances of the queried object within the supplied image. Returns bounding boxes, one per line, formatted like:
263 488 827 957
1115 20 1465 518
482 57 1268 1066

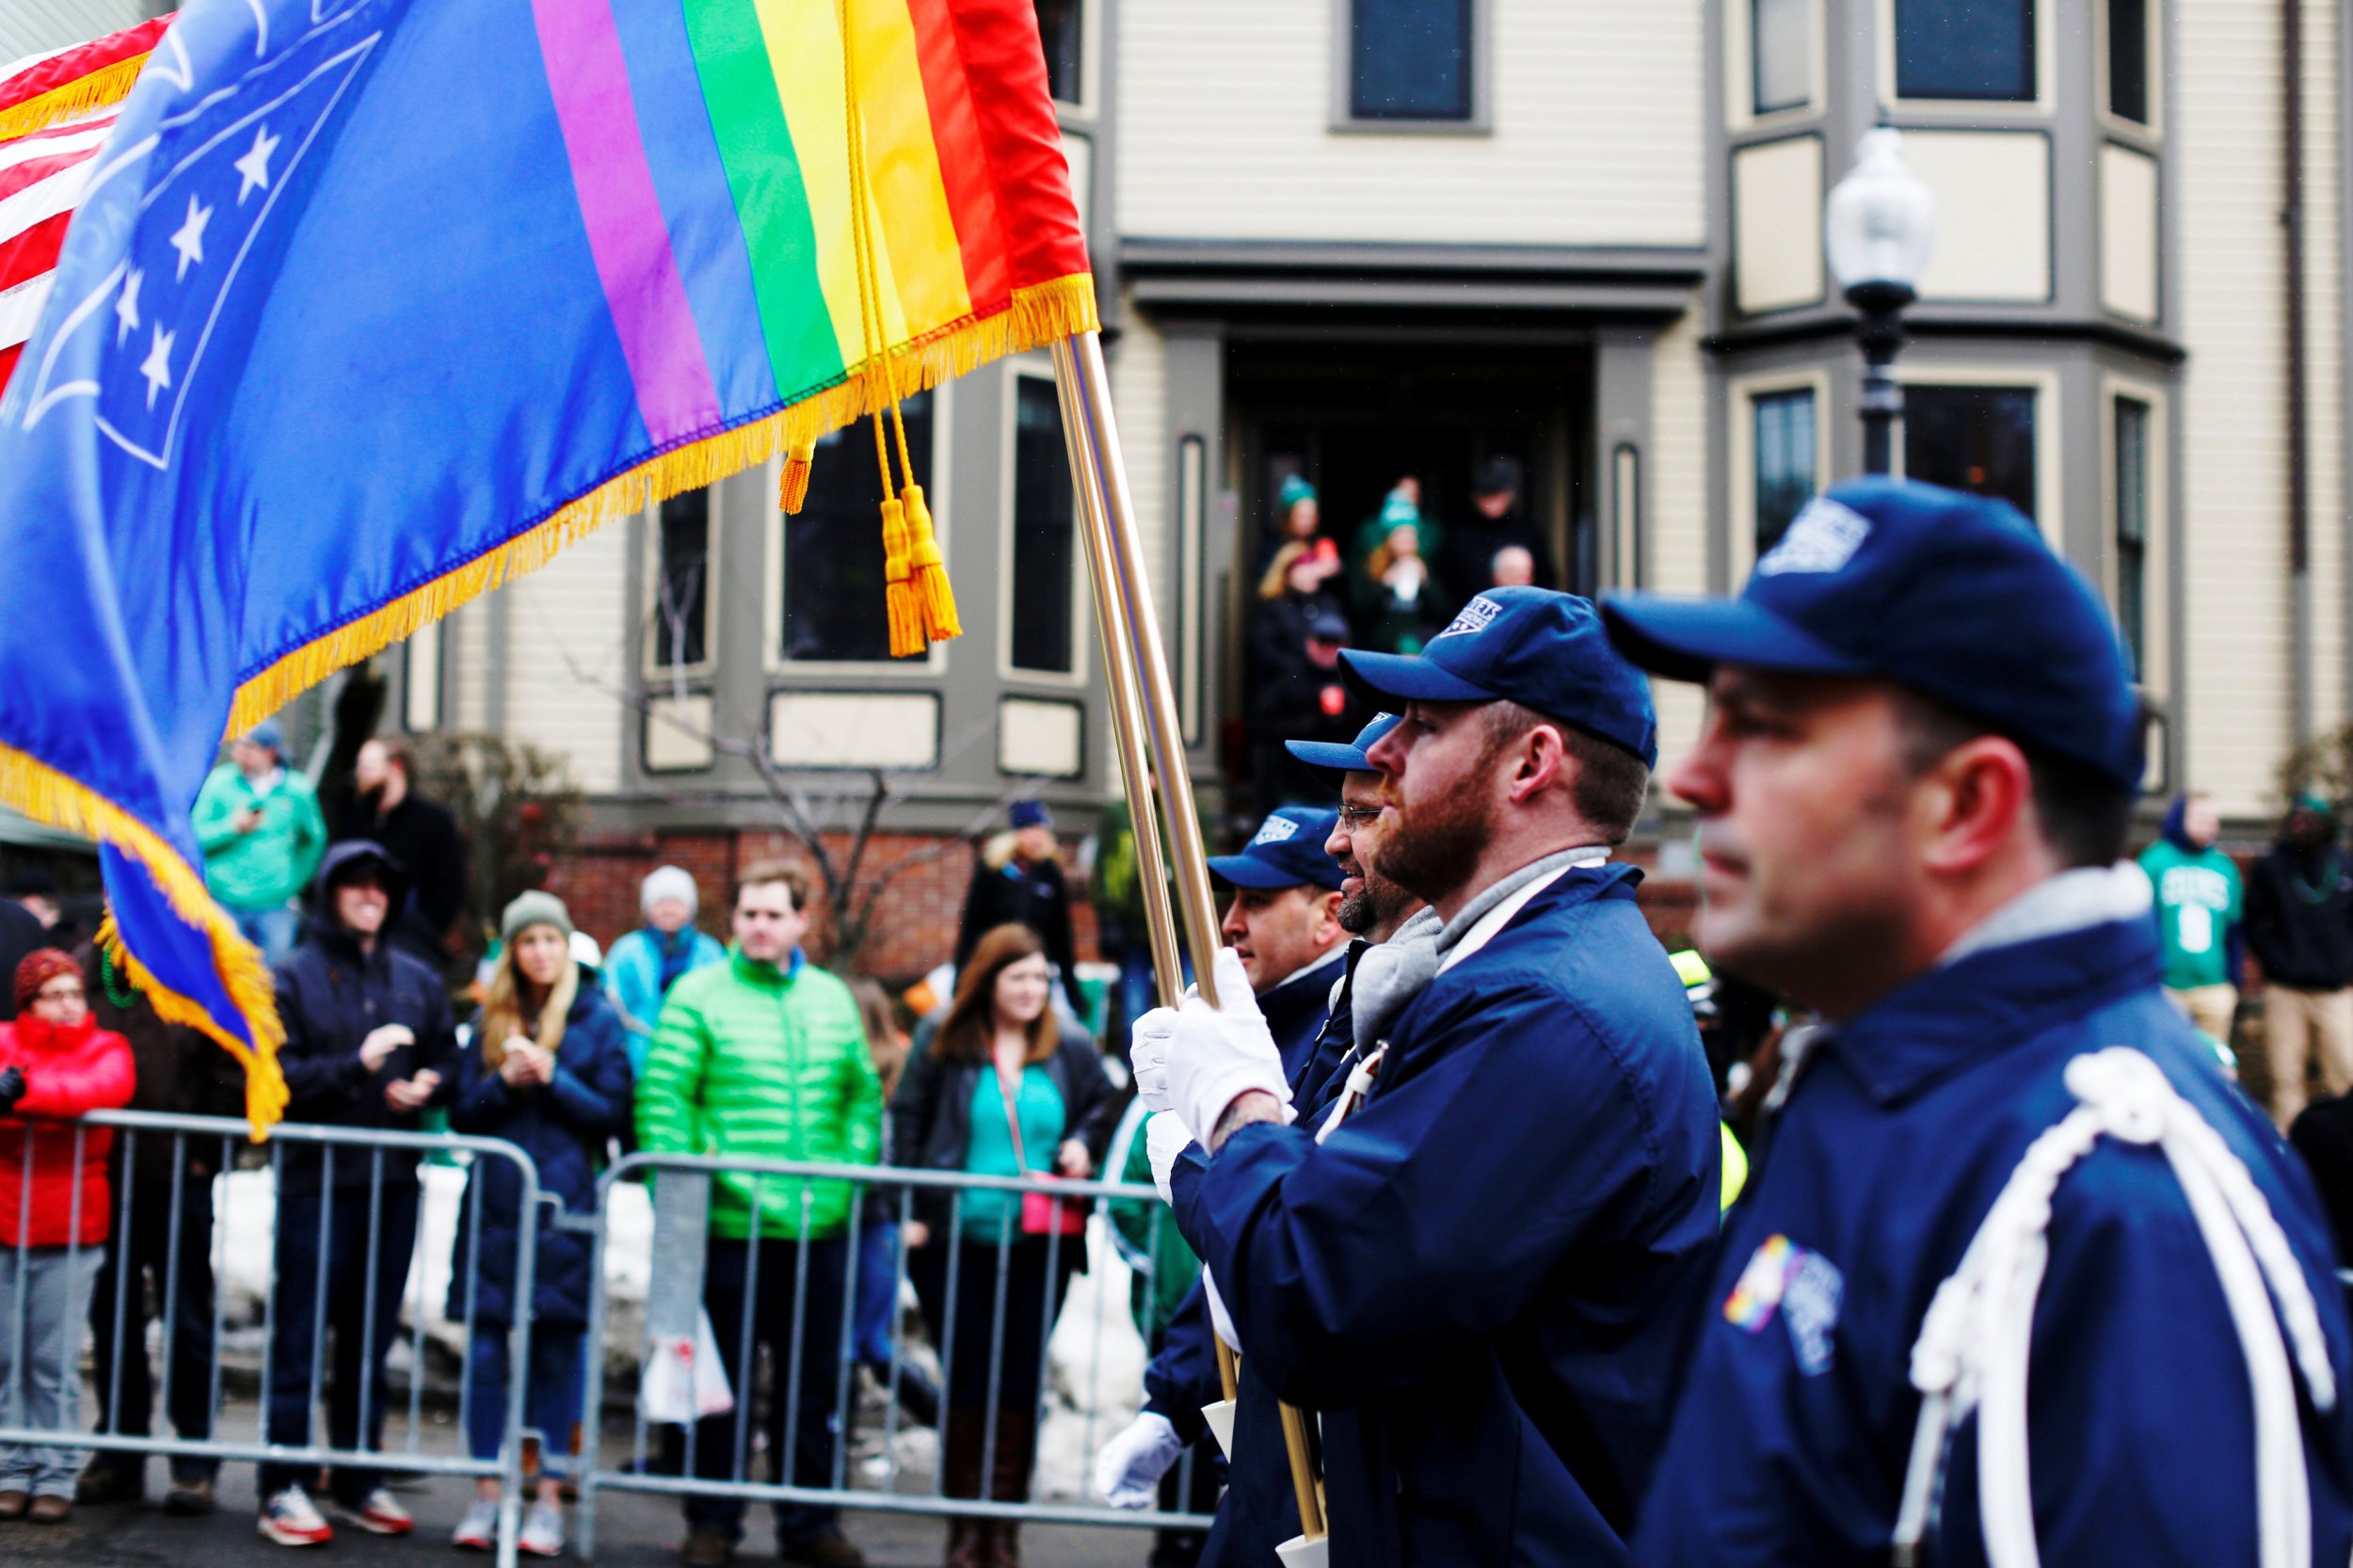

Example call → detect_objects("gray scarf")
1351 905 1444 1053
1434 843 1612 967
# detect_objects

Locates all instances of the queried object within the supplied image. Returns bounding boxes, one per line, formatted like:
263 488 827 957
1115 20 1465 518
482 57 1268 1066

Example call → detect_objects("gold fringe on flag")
0 746 287 1137
224 272 1097 737
0 52 152 142
779 440 816 514
881 496 922 658
901 482 959 641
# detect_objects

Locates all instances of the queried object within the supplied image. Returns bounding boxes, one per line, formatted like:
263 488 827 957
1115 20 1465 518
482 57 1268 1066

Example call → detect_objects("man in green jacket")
190 720 327 966
636 860 881 1568
2137 791 2246 1045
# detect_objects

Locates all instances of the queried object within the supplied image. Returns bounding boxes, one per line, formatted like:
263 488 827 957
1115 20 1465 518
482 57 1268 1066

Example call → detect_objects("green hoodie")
635 947 883 1240
191 762 328 910
2137 838 2243 990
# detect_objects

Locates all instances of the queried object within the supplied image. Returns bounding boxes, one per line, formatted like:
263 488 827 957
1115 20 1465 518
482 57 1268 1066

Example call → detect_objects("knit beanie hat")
641 865 699 919
501 891 574 946
13 949 79 1015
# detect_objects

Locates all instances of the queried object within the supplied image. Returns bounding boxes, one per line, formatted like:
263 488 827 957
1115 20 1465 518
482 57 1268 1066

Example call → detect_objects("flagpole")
1051 328 1326 1546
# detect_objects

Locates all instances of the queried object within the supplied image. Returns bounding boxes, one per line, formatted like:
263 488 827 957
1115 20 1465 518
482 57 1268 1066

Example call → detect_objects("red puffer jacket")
0 1016 136 1246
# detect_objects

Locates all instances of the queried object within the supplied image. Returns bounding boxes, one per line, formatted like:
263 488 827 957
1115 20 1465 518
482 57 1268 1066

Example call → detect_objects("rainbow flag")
0 0 1094 1129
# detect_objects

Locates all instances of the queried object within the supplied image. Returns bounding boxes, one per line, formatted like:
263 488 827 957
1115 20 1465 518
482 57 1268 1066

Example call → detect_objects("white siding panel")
2300 0 2344 732
501 520 627 794
451 600 489 734
2177 0 2290 816
1649 310 1708 774
1108 303 1172 632
1116 0 1704 246
0 0 147 69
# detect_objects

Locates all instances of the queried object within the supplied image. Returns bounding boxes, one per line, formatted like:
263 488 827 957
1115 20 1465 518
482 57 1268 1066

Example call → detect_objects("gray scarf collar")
1351 904 1444 1052
1434 843 1612 963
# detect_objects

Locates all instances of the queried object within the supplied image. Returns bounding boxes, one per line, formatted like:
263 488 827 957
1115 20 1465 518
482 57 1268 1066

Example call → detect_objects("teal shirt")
2138 838 2244 990
960 1065 1066 1240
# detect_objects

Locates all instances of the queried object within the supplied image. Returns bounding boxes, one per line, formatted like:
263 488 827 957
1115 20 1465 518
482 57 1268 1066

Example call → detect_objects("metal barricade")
575 1150 1217 1559
0 1109 544 1568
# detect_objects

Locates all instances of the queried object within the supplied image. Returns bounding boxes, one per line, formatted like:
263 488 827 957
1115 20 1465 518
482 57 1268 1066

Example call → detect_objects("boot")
940 1408 989 1568
985 1407 1036 1568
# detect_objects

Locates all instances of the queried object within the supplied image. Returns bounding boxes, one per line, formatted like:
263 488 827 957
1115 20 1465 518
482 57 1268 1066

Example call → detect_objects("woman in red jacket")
0 950 134 1524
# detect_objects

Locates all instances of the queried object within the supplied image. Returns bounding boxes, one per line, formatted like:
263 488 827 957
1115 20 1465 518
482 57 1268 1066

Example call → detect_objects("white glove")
1202 1266 1240 1352
1130 1006 1179 1113
1145 1111 1194 1205
1167 949 1289 1144
1095 1410 1184 1509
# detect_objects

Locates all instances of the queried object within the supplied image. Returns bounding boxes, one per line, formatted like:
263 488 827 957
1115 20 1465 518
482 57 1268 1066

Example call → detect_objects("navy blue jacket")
446 970 633 1329
1262 947 1348 1090
1631 914 2353 1568
1176 864 1720 1567
273 920 457 1191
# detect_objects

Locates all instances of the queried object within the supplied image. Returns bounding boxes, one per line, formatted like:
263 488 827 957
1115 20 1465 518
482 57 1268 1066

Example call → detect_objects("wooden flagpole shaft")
1050 346 1185 1009
1052 328 1323 1543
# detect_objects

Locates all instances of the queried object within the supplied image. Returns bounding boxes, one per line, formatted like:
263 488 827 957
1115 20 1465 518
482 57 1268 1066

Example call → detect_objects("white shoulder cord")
1891 1048 2336 1568
1314 1046 1385 1145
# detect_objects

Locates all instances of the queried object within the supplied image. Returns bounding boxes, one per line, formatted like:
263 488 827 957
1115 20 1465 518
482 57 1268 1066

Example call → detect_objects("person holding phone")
256 841 457 1548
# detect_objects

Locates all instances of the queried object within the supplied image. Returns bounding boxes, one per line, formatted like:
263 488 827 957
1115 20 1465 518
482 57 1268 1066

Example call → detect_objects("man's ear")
1918 735 2036 877
1315 889 1345 943
1504 722 1567 806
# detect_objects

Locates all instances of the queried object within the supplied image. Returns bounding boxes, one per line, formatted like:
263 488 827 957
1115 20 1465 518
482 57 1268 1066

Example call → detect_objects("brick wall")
548 827 1100 985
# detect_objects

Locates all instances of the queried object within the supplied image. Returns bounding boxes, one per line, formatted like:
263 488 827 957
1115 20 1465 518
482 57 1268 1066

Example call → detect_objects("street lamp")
1824 127 1937 475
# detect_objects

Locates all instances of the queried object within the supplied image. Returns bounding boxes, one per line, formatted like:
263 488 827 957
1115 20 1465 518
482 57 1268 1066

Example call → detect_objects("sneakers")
333 1486 416 1536
519 1500 565 1559
258 1486 334 1547
451 1497 499 1551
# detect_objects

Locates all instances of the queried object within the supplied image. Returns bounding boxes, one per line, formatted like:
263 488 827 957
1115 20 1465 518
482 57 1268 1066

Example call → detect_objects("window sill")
1328 117 1492 137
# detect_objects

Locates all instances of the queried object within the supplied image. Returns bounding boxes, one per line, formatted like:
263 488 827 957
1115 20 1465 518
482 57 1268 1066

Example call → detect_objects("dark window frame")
1008 374 1080 679
1033 0 1085 110
1752 386 1818 560
2104 0 2153 127
1751 0 1814 117
648 487 715 674
1893 0 2038 104
2113 394 2152 682
1899 382 2040 521
1335 0 1488 132
777 391 939 668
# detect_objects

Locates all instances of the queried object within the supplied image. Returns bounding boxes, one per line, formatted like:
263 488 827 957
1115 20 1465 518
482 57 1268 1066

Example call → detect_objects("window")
2106 0 2149 124
1753 390 1817 555
1034 0 1082 107
651 488 712 670
402 623 441 733
1895 0 2035 103
781 392 934 664
1348 0 1474 122
1010 377 1078 676
2114 396 2151 680
1903 384 2037 519
1753 0 1812 116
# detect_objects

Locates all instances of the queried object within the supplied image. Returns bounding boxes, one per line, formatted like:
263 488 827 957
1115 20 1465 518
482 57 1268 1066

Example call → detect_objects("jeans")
0 1245 104 1496
466 1326 584 1477
88 1171 219 1480
229 904 302 968
259 1180 420 1501
851 1221 900 1369
686 1235 848 1546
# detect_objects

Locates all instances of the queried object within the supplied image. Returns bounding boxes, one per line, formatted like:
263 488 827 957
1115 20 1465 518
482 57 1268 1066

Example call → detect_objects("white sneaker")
257 1486 334 1547
452 1497 499 1551
333 1486 415 1536
519 1501 565 1559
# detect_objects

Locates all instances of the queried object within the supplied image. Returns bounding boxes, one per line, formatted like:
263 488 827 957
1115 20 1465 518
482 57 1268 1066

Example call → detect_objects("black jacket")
273 883 458 1190
333 792 466 968
1433 502 1559 617
2246 840 2353 990
78 942 246 1188
955 850 1079 998
889 1020 1115 1236
2290 1093 2353 1268
0 899 44 1022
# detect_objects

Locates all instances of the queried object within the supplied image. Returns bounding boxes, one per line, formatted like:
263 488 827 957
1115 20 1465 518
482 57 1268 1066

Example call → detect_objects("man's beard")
1371 781 1496 908
1337 865 1412 935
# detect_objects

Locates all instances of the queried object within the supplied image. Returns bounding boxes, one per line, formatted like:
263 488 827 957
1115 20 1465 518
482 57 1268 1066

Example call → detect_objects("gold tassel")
900 482 961 642
881 498 923 658
779 440 815 515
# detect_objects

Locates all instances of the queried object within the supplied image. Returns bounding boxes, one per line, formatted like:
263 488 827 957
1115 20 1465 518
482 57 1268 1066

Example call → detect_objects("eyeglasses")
36 984 84 1003
1337 805 1384 828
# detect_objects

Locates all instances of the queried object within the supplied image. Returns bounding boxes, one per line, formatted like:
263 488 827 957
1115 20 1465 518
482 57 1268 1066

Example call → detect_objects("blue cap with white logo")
1285 712 1403 784
1205 807 1345 891
1337 587 1658 768
1600 478 2144 791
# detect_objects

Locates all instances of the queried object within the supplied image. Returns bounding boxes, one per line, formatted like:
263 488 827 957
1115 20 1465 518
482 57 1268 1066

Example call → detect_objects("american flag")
0 17 172 391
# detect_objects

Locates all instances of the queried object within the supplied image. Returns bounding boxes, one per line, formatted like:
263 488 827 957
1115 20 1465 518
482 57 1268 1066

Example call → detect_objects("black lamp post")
1825 128 1937 476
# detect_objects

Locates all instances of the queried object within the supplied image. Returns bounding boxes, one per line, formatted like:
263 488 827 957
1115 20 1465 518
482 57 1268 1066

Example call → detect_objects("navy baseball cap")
1206 808 1345 891
1338 587 1658 767
1285 712 1402 784
1601 478 2144 791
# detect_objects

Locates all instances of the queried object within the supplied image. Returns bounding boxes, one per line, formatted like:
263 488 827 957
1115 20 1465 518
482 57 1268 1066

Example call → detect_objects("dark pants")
87 1170 219 1480
259 1180 420 1500
909 1235 1080 1479
686 1235 848 1547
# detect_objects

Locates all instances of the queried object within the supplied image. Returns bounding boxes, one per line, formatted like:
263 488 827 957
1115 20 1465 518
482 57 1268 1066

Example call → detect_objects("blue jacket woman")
443 892 632 1556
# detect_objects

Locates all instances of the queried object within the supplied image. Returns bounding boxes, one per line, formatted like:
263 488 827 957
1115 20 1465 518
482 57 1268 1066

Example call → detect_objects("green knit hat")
501 890 574 946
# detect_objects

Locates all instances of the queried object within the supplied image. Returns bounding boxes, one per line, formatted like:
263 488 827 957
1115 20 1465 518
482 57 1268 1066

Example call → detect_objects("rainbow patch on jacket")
1723 1234 1799 1331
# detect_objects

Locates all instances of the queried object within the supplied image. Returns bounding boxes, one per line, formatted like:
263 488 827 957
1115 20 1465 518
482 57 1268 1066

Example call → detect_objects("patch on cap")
1252 816 1301 846
1755 498 1871 577
1436 594 1505 639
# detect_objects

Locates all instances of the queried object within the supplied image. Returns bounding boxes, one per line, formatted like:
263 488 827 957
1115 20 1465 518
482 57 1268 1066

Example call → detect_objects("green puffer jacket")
635 948 883 1240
